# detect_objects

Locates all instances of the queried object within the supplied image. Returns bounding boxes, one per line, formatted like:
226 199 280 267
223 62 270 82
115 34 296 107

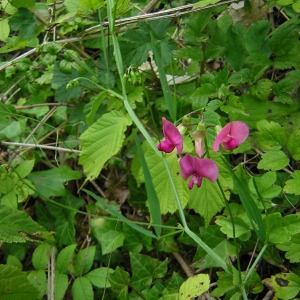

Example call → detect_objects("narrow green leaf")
150 32 176 121
79 110 132 180
221 157 266 243
71 277 94 300
85 189 156 238
134 133 161 236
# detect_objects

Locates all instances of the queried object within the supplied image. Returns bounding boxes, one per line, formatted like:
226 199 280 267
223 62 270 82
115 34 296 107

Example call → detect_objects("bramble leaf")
79 110 132 180
0 264 39 299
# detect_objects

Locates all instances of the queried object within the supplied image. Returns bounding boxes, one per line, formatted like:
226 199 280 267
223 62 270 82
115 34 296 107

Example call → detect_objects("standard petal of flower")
162 117 183 153
212 123 231 152
229 121 249 144
196 158 219 182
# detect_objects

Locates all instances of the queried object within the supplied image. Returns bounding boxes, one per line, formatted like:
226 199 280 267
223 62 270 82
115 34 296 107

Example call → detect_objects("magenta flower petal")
158 117 183 154
179 155 218 189
212 121 249 151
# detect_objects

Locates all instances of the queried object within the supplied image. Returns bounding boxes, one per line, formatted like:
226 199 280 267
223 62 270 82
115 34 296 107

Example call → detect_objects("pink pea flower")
179 154 219 189
158 117 183 154
212 121 249 152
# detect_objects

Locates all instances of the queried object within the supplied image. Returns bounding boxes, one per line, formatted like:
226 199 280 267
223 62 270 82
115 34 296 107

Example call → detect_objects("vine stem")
107 0 231 274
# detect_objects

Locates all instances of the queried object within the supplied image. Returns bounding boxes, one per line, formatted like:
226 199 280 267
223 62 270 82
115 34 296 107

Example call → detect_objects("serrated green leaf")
71 277 94 300
32 243 51 270
79 110 131 180
211 271 239 298
0 264 39 300
84 267 114 288
257 150 289 171
189 179 225 226
56 244 77 274
91 218 125 255
134 143 189 214
283 213 300 235
179 274 209 299
74 246 96 276
0 204 53 243
28 166 81 198
79 0 105 10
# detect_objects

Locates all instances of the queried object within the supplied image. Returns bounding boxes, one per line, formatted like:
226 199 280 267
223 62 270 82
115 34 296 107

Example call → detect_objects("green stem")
107 0 230 274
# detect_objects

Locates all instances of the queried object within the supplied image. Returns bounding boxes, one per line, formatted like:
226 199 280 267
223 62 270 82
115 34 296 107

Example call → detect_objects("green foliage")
79 110 132 180
0 0 300 298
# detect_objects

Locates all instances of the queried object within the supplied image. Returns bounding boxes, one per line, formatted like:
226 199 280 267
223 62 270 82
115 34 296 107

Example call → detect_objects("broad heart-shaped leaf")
179 274 210 299
257 150 289 171
263 273 300 300
0 203 53 243
79 110 132 180
131 142 189 214
0 264 39 300
283 171 300 195
129 252 168 291
189 179 225 227
71 276 93 300
91 218 125 255
28 166 82 198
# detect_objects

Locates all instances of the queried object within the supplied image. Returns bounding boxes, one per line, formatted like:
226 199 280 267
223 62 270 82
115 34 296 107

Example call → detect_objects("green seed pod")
15 58 31 72
63 49 78 61
41 53 56 67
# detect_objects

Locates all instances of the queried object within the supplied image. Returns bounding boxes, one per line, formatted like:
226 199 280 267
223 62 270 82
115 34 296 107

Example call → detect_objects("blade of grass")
84 189 157 238
134 132 162 236
150 32 176 121
221 156 266 243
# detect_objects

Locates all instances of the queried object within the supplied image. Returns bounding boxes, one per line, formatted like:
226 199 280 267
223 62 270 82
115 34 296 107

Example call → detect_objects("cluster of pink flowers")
158 117 249 189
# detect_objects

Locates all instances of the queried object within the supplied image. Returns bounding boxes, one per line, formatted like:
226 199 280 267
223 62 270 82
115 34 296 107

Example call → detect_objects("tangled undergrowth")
0 0 300 299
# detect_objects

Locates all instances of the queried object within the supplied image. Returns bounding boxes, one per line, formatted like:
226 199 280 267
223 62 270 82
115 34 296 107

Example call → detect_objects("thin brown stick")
173 252 194 277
